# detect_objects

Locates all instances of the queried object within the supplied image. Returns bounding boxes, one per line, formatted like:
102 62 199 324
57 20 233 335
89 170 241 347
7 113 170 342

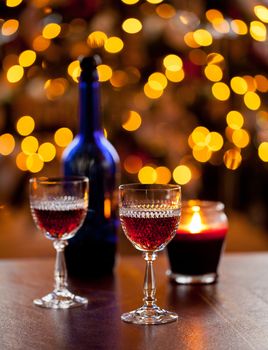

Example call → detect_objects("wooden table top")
1 252 268 350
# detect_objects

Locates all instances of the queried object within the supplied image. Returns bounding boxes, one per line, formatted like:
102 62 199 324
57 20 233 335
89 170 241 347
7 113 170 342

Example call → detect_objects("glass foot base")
121 305 178 325
167 270 217 284
33 289 88 309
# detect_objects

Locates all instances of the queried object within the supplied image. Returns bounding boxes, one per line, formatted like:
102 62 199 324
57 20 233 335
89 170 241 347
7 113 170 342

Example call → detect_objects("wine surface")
31 198 87 240
120 208 180 251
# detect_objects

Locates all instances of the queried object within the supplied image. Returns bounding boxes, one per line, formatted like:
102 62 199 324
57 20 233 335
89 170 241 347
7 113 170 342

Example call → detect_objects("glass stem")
143 252 157 308
53 240 68 293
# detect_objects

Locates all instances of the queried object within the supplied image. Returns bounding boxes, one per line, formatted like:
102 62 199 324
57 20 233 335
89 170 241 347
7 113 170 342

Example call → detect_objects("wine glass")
29 176 89 309
119 183 181 325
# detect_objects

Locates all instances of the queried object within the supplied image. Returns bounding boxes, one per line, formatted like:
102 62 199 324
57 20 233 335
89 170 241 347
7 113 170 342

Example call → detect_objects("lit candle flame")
189 206 203 233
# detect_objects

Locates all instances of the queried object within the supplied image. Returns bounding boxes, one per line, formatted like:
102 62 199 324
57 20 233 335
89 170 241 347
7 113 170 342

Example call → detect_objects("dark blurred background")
1 0 268 257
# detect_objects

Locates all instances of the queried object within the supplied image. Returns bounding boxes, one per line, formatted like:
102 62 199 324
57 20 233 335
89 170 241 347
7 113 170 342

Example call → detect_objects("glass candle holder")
167 200 228 284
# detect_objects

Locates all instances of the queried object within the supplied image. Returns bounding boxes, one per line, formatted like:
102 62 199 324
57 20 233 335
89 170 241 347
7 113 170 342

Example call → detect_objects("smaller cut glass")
29 176 89 309
119 183 181 325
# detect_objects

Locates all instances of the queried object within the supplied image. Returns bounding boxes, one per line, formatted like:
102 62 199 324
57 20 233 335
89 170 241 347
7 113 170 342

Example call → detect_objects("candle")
167 200 228 284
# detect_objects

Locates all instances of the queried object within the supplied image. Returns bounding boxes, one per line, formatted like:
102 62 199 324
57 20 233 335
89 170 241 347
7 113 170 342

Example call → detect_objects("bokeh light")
16 152 28 171
223 149 242 170
6 0 23 6
212 82 230 101
104 37 124 54
32 36 51 52
231 19 248 35
26 153 44 173
155 166 171 184
173 165 192 185
21 136 39 155
87 31 107 48
230 76 248 95
226 111 244 130
2 19 19 36
122 111 142 131
254 5 268 23
0 134 15 155
250 21 266 41
42 23 61 39
258 142 268 161
165 68 185 83
244 91 261 110
97 65 113 82
232 129 250 148
138 166 157 184
148 73 167 90
204 65 223 82
122 18 142 34
124 155 143 174
7 65 24 83
121 0 139 4
144 83 163 99
193 29 213 46
206 132 224 151
16 116 35 136
156 4 176 19
54 128 73 147
38 142 56 162
19 50 37 67
192 146 212 162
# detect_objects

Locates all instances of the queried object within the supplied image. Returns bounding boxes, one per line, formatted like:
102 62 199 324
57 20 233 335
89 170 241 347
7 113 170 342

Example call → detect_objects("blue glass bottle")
62 55 120 278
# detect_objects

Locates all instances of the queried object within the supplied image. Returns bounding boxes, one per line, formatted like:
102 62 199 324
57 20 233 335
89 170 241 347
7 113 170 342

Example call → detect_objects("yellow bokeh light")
19 50 36 67
232 129 250 148
258 142 268 161
16 116 35 136
148 72 167 90
122 111 142 131
226 111 244 130
254 5 268 23
6 0 23 6
250 21 266 41
87 31 107 48
192 146 212 163
244 91 261 110
2 19 19 36
165 68 184 83
193 29 213 47
32 35 51 52
231 19 248 35
206 132 224 151
67 60 81 82
104 37 124 54
54 128 73 147
144 83 163 99
0 133 15 155
26 153 44 173
206 9 223 23
207 53 224 66
42 23 61 39
97 64 113 82
173 165 191 185
45 78 68 100
223 149 242 170
163 54 183 71
121 0 139 4
146 0 163 4
204 64 223 82
156 4 176 19
230 76 248 95
38 142 56 162
155 166 171 184
21 136 38 155
7 65 24 83
16 152 28 171
184 32 200 48
124 155 143 174
255 75 268 92
122 18 142 34
192 126 210 146
138 166 157 184
211 82 230 101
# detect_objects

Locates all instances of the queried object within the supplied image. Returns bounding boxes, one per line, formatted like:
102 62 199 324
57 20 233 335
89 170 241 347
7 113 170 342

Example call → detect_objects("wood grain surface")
1 253 268 350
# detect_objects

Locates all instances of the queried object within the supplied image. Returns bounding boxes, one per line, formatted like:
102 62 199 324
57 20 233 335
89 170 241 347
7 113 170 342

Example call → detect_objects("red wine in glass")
31 198 87 240
120 208 180 251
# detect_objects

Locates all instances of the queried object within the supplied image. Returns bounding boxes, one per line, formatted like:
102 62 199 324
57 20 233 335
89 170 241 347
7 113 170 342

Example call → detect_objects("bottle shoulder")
62 133 120 166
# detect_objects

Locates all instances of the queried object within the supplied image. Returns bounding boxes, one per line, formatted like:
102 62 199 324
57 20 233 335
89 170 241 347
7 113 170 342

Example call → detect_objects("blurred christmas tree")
1 0 268 220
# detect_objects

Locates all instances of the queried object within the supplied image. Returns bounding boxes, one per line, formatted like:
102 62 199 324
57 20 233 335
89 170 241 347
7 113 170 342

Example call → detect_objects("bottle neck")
79 79 102 138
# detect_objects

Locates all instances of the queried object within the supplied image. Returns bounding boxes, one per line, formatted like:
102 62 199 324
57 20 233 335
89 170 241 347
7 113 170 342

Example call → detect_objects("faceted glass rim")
29 176 89 185
119 183 181 192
